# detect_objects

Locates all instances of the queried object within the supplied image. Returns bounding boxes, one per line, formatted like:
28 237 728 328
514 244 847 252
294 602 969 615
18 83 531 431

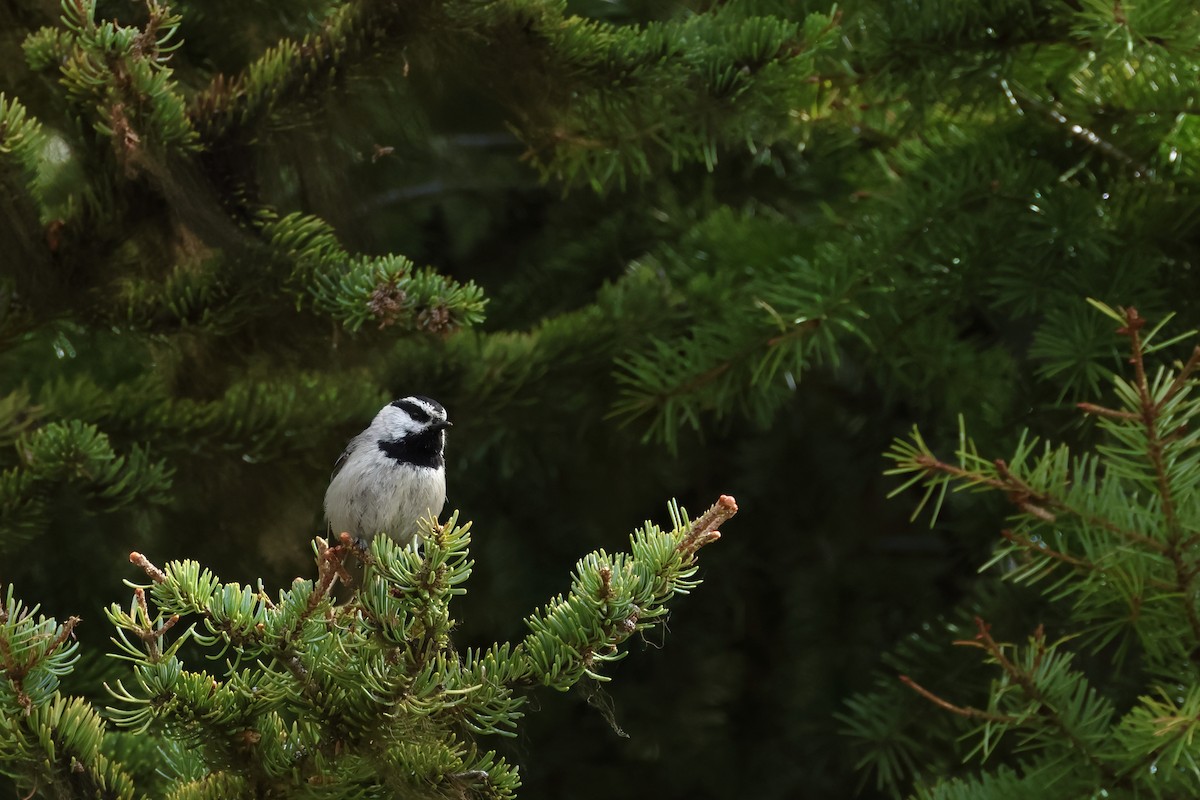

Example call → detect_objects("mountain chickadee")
324 396 450 546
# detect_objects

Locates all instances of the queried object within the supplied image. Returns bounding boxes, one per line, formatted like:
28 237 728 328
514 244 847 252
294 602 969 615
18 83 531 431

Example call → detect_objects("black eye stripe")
391 399 432 423
409 395 445 416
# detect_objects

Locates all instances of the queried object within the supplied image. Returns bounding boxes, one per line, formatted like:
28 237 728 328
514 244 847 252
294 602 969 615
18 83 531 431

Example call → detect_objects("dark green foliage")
843 306 1200 798
6 0 1200 797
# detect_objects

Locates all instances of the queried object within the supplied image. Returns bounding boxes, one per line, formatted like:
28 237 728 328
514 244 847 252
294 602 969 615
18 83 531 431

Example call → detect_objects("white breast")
323 440 447 545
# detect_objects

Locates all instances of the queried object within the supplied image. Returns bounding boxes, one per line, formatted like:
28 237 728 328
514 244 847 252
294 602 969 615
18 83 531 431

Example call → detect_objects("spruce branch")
188 1 416 142
1116 306 1200 645
505 7 840 187
887 429 1167 554
30 371 389 468
611 225 877 450
0 92 50 278
613 317 825 441
44 0 197 164
258 210 488 333
1111 683 1200 792
955 619 1115 775
0 587 136 800
903 617 1122 784
0 92 45 190
190 1 839 188
518 495 735 689
2 420 173 549
0 593 79 715
1078 303 1200 644
875 305 1200 796
998 77 1153 179
89 499 740 795
1118 306 1180 533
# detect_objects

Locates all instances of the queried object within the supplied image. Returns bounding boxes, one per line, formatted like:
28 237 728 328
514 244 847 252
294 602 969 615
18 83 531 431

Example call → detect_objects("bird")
323 395 450 546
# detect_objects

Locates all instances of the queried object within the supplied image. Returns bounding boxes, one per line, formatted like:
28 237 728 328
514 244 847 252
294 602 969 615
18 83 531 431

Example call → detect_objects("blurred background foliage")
4 0 1200 796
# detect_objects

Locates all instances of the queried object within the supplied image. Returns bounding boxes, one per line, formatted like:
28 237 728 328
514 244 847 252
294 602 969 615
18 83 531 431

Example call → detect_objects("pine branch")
0 497 729 796
34 0 197 167
1108 306 1200 644
188 1 421 143
901 618 1124 788
0 92 45 203
1 419 173 549
897 674 1015 724
258 211 488 333
871 304 1200 796
0 587 137 800
190 1 839 189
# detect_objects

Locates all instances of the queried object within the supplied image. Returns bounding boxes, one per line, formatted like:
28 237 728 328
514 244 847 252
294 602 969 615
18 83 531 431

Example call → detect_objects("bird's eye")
391 399 432 423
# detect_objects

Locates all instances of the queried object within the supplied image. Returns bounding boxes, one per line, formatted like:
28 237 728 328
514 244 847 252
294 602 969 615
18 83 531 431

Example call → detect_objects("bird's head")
372 395 451 443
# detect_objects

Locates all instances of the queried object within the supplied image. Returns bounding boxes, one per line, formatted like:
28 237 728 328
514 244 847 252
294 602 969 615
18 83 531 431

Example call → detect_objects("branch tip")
129 552 166 583
677 495 738 555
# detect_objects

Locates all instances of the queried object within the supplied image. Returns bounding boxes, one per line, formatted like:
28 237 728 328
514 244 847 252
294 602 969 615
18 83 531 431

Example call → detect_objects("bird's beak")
432 421 453 431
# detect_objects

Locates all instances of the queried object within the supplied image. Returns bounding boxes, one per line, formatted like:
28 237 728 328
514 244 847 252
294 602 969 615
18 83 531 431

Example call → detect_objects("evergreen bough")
0 496 735 799
843 302 1200 798
8 0 1200 796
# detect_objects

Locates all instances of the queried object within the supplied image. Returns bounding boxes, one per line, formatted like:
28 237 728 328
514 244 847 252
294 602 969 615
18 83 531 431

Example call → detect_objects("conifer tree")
0 0 787 796
6 0 1200 798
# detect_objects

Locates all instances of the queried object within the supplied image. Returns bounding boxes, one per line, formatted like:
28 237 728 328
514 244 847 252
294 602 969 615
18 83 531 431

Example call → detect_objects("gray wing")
326 444 353 536
330 447 351 481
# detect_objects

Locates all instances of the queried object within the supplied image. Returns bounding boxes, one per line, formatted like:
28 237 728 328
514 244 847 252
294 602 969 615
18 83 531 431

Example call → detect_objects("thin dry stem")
898 674 1015 722
912 453 1167 553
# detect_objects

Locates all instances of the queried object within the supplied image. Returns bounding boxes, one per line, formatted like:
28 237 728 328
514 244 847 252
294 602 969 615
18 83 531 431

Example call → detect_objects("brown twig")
912 453 1167 553
1116 307 1200 645
1001 530 1086 568
130 588 179 660
677 495 738 557
129 551 167 583
597 566 613 602
45 616 81 657
305 536 352 617
898 674 1015 722
1077 402 1137 421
